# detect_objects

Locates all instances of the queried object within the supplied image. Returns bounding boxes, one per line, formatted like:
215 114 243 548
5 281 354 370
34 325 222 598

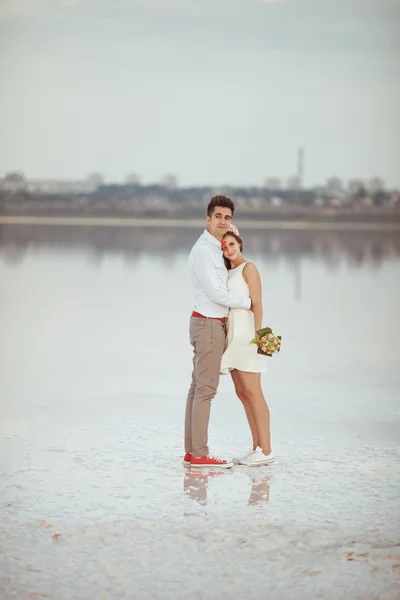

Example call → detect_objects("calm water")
1 224 400 600
1 225 399 438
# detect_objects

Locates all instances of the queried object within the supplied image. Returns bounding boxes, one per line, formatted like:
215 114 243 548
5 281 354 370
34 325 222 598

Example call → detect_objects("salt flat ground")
1 224 399 599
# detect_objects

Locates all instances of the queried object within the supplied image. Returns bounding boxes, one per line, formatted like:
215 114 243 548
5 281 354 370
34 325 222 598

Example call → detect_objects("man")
184 195 251 468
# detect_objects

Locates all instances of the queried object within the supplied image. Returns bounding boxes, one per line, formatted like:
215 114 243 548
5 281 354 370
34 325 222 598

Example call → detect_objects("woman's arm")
243 262 263 332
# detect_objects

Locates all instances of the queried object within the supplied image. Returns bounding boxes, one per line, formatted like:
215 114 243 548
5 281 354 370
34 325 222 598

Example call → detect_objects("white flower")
228 224 240 235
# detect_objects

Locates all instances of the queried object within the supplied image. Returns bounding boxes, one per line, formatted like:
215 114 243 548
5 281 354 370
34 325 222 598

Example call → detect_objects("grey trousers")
184 316 226 457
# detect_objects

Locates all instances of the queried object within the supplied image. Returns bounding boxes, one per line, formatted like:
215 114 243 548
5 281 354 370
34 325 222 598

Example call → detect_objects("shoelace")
208 455 225 463
237 448 255 460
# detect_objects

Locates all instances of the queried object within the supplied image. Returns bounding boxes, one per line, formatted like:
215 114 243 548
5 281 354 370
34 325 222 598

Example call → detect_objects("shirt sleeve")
191 248 251 310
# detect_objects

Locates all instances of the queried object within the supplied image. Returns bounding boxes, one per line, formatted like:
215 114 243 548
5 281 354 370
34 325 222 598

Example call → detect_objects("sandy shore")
1 214 400 230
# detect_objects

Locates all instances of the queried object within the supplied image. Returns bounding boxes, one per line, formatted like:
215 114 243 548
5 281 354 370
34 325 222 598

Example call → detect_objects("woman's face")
222 235 242 262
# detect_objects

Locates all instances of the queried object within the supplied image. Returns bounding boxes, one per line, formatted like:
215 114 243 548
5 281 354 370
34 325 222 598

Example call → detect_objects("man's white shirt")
188 229 251 318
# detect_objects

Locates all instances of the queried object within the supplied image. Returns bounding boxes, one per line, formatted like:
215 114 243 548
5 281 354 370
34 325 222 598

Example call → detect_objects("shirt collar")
203 229 222 249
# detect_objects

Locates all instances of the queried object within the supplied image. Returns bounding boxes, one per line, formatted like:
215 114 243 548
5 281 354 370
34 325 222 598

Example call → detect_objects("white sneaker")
237 447 274 466
233 447 256 464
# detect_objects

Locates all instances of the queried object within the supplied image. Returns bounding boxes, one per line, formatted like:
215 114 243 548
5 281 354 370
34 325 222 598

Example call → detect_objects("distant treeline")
0 184 399 223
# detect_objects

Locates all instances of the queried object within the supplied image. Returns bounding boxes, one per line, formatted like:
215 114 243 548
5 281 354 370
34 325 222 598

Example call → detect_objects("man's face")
206 206 233 240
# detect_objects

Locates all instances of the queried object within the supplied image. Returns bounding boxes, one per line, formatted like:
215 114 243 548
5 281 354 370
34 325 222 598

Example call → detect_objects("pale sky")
0 0 399 188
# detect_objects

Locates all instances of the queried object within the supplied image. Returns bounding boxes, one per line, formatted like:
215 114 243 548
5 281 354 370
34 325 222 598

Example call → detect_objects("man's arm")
192 248 251 309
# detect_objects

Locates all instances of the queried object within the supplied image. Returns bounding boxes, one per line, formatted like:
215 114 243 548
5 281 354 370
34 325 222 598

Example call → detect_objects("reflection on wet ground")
1 224 400 269
184 467 271 507
1 412 399 600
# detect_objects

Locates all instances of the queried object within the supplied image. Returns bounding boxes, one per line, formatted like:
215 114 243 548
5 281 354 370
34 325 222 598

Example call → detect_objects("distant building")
233 195 250 209
124 173 141 185
26 179 98 195
286 175 301 190
325 177 345 197
247 196 265 209
0 172 102 195
86 173 104 188
160 174 178 189
313 196 326 207
0 172 27 192
264 177 282 189
270 196 283 207
367 177 385 194
390 192 400 206
347 179 365 195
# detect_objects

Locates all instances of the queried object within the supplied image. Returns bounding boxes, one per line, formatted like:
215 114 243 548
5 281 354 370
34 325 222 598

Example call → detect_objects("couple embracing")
184 195 274 469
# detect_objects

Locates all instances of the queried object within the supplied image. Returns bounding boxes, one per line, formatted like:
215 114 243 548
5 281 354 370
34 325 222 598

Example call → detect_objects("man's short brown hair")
207 195 235 218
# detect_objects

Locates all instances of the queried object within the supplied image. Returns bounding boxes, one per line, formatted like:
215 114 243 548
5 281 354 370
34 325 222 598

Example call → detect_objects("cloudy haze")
0 0 399 187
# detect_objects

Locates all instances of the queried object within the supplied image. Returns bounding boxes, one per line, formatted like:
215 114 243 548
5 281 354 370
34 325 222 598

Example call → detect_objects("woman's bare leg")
230 369 259 449
235 371 272 455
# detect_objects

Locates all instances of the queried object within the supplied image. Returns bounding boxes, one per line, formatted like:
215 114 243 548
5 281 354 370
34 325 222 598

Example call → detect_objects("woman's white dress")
220 261 267 375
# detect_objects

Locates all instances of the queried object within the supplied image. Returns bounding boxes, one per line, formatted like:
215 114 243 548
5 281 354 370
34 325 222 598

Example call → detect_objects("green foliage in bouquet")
249 327 282 357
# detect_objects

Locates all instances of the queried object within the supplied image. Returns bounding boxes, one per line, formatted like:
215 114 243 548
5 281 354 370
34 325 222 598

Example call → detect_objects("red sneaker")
190 455 233 469
183 452 192 466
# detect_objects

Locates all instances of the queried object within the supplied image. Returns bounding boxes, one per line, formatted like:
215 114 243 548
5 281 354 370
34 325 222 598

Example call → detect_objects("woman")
220 226 274 466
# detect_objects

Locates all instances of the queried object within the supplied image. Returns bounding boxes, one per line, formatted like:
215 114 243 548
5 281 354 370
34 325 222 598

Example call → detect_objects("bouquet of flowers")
250 327 282 357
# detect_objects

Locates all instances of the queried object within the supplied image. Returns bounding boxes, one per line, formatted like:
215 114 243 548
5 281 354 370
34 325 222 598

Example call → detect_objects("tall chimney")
297 146 304 189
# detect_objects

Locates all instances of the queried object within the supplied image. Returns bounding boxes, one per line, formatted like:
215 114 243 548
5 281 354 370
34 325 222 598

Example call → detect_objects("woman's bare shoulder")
242 261 260 283
243 261 259 274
